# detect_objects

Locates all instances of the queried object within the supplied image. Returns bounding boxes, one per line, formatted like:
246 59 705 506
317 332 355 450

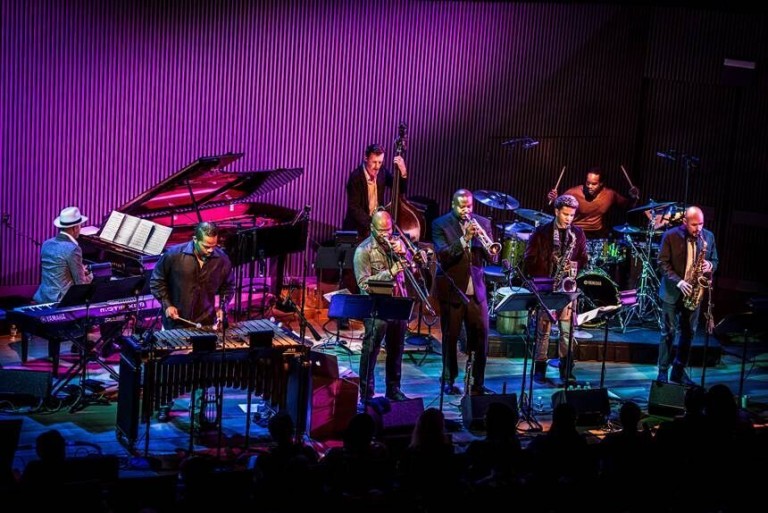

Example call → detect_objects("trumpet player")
432 189 497 396
656 205 718 386
352 210 412 404
523 194 588 386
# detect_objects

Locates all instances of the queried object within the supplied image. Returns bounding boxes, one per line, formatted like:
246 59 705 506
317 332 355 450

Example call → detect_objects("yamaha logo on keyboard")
41 313 68 323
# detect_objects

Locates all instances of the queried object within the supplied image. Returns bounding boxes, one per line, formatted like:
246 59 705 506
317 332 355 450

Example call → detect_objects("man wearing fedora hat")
33 206 93 304
33 206 94 364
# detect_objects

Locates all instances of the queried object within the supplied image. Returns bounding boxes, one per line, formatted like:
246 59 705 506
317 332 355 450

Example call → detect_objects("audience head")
35 429 66 462
618 401 642 432
343 412 377 451
483 401 519 437
267 411 295 445
410 407 448 448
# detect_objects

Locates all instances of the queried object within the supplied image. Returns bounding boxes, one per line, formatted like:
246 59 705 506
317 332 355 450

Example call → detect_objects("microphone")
290 205 311 226
656 149 678 161
502 138 525 146
522 139 540 149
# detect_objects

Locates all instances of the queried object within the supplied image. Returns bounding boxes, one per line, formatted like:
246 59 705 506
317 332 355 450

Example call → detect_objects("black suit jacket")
431 212 494 305
342 164 406 238
658 226 718 305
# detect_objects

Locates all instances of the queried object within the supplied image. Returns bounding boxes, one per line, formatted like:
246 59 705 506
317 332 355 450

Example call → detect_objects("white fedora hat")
53 206 88 228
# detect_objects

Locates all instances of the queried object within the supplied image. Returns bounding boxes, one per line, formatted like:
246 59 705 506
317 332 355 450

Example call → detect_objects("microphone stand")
295 207 314 442
513 262 556 432
216 298 229 460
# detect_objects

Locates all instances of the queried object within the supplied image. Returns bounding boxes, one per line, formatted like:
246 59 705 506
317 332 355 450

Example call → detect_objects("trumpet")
469 217 501 256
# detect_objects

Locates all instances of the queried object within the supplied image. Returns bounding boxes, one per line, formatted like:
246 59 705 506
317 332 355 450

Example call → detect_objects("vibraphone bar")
116 318 309 449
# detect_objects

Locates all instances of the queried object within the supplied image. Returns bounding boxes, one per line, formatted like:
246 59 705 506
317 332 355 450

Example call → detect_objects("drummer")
547 167 640 239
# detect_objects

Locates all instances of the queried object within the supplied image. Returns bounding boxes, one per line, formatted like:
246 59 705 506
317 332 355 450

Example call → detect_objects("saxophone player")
657 206 718 386
523 194 589 386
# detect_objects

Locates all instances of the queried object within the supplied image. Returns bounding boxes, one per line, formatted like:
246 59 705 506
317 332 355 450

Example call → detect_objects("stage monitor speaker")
0 369 51 405
648 380 687 418
367 397 425 436
551 388 610 426
461 393 518 430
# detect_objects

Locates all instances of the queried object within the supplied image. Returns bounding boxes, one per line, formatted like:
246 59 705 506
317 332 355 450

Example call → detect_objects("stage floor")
1 306 767 476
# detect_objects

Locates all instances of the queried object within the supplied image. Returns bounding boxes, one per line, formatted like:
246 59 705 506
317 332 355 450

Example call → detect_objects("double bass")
387 122 427 242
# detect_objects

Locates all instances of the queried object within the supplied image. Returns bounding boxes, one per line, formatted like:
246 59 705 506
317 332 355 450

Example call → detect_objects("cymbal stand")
619 221 662 331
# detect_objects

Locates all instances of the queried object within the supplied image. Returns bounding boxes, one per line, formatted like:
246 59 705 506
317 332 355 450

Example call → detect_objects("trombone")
383 235 436 317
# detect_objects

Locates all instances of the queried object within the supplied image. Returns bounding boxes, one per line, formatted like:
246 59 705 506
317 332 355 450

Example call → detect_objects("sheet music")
127 219 154 251
99 211 125 242
576 304 621 326
144 224 172 255
113 215 140 246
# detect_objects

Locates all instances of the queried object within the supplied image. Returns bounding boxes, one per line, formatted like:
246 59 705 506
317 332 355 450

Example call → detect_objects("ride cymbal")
515 208 554 225
473 190 520 210
495 220 535 236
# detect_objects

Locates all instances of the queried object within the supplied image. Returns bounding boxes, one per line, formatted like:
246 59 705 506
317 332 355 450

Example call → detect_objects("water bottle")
534 395 544 412
9 324 18 341
584 381 591 390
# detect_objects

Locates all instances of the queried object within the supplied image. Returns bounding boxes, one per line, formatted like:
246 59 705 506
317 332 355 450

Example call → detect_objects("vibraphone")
116 318 309 448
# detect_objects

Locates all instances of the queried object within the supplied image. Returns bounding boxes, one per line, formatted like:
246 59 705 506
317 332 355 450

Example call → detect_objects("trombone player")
432 189 498 396
353 210 414 404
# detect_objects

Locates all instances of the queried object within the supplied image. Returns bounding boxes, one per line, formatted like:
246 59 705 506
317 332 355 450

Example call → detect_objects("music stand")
226 220 308 319
495 290 576 429
55 276 146 412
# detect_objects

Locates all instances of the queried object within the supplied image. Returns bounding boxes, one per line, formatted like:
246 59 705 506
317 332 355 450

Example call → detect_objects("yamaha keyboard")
7 294 162 366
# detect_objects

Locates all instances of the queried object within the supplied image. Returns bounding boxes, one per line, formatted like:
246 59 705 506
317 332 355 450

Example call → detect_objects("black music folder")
328 294 413 322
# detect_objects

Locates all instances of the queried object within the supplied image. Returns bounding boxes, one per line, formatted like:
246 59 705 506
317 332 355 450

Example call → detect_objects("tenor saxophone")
683 238 709 310
553 236 577 292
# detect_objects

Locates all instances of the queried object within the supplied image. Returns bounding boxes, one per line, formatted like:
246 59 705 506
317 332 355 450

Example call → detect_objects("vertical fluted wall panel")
2 1 766 300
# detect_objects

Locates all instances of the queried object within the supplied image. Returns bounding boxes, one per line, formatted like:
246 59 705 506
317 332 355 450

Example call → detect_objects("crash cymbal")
613 223 642 234
515 208 554 225
495 220 535 236
473 190 520 210
628 200 676 214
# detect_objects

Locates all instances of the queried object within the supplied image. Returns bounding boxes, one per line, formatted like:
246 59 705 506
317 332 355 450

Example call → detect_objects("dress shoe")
670 368 696 387
385 389 410 402
443 383 462 395
470 385 494 396
656 369 668 383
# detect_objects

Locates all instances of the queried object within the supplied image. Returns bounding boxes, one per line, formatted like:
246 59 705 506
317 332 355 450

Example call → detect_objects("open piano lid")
113 152 303 221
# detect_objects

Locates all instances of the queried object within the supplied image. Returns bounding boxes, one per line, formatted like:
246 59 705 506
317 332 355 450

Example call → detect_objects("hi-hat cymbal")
613 223 642 234
515 208 554 225
628 200 676 214
473 190 520 210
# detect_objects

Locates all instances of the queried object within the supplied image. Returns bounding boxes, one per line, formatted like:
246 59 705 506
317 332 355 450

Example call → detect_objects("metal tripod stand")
619 219 663 331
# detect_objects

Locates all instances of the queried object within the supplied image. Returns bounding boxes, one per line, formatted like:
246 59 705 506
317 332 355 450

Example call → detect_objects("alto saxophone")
683 237 709 310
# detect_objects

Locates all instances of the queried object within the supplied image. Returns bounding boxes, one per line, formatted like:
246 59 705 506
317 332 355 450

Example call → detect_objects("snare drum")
576 270 620 307
494 286 530 335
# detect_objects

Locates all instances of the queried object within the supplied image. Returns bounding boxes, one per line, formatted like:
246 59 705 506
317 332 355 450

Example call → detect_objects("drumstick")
176 316 202 329
620 165 635 188
548 166 567 205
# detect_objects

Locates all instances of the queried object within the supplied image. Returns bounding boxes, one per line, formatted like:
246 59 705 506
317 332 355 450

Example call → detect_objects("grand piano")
80 152 308 316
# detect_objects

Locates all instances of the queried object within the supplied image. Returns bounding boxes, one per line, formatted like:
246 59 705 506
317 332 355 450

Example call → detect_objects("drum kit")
474 188 684 331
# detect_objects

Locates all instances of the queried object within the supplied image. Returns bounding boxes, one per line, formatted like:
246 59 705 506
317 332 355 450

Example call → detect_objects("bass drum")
494 286 531 335
576 270 620 308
